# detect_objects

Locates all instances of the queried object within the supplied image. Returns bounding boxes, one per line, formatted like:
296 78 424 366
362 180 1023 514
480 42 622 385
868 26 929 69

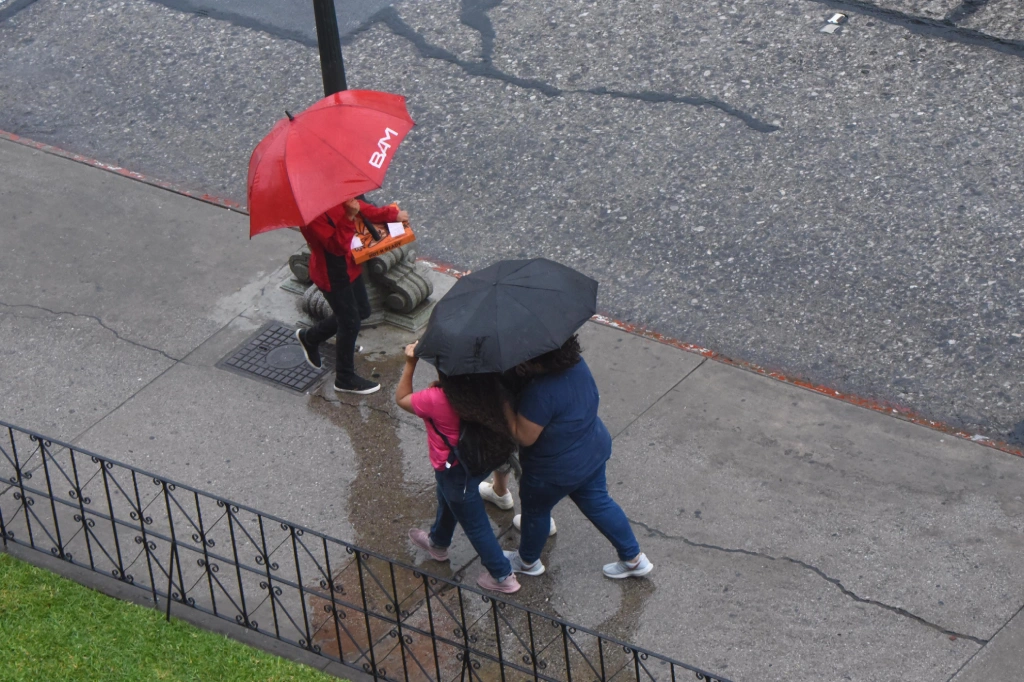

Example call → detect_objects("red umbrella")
247 89 415 237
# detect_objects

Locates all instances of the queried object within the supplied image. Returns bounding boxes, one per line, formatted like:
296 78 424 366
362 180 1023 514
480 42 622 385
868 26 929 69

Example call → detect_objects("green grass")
0 552 336 682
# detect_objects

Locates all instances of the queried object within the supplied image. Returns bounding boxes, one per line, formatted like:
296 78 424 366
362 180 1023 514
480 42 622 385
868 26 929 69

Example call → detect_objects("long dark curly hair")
519 334 582 376
437 371 517 463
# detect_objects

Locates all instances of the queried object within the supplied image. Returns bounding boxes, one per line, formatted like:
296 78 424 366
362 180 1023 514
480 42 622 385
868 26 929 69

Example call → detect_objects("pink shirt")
410 387 461 471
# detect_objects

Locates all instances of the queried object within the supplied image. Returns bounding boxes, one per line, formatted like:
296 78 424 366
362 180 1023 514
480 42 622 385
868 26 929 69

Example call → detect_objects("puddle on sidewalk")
307 352 493 574
592 577 657 643
301 352 661 678
355 575 658 682
305 353 475 671
309 360 435 556
500 541 658 670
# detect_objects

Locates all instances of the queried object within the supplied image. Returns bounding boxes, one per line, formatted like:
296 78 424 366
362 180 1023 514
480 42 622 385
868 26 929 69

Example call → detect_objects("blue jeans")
430 465 513 581
518 462 640 564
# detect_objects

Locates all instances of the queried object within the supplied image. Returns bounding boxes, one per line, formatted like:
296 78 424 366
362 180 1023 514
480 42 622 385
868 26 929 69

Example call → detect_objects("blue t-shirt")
517 359 612 486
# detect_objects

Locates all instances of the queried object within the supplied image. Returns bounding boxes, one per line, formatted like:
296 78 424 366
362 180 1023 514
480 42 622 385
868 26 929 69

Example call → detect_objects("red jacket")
299 201 399 292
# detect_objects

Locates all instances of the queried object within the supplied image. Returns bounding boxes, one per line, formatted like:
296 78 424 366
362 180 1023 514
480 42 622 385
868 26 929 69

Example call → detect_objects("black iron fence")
0 420 731 682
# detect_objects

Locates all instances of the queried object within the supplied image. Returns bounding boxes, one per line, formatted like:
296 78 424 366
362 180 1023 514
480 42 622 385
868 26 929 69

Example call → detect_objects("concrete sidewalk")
1 138 1022 682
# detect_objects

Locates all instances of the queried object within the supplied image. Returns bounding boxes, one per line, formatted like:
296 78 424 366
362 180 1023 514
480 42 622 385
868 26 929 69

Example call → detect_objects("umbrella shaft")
312 0 348 94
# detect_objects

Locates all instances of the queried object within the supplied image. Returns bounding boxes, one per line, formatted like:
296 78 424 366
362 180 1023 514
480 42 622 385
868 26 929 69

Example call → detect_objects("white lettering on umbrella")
369 128 398 169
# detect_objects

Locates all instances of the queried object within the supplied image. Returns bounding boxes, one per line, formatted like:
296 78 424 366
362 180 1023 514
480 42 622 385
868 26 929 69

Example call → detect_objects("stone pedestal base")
296 245 436 332
364 246 433 314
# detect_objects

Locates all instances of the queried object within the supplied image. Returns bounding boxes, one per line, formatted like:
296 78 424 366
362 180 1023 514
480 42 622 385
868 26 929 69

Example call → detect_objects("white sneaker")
503 549 545 576
602 553 654 579
512 513 557 536
478 480 514 510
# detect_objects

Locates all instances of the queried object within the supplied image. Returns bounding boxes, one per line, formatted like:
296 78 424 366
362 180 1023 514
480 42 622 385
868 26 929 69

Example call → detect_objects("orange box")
351 205 416 264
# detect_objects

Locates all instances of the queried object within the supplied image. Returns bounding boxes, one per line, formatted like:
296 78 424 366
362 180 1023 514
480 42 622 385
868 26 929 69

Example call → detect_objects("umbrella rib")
292 119 378 185
309 102 412 126
296 108 411 169
502 284 595 322
500 282 590 294
277 133 301 220
498 289 563 363
492 291 503 371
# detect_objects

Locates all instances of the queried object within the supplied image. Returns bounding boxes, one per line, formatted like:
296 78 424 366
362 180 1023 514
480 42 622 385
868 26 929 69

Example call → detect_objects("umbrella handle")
359 213 383 242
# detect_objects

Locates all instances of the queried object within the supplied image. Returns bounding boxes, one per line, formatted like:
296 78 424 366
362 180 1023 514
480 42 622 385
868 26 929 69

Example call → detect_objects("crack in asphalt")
459 0 502 65
358 3 780 133
944 0 992 26
800 0 1024 59
6 0 1022 70
18 0 1010 135
0 0 40 24
629 517 989 646
149 0 321 47
0 302 181 363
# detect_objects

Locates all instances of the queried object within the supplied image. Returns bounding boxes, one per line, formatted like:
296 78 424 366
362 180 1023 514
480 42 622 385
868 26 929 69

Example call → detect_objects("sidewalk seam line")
609 357 708 440
67 308 255 446
943 602 1024 682
69 362 180 449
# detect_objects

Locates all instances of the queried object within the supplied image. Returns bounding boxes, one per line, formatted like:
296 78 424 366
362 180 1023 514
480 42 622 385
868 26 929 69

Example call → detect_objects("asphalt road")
146 0 395 45
0 0 1021 443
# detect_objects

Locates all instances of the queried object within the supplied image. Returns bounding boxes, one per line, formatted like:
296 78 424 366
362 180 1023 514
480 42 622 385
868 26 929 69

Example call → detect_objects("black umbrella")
416 258 598 375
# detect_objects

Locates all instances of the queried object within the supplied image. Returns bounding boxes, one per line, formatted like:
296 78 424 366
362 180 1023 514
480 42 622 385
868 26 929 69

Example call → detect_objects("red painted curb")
0 129 248 214
4 130 1018 459
419 260 1023 460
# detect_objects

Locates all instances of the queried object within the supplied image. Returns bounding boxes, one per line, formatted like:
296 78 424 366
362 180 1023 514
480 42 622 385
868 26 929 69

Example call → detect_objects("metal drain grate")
217 321 333 393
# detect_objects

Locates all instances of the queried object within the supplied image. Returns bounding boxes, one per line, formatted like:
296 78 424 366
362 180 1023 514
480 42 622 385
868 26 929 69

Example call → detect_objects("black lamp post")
312 0 347 95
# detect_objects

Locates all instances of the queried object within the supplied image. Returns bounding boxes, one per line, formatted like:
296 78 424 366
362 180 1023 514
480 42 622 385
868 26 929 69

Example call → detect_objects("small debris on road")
821 13 847 34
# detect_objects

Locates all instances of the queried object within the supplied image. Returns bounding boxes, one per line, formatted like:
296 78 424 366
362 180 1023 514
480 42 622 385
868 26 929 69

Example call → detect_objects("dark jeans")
518 462 640 564
304 275 371 379
430 465 512 581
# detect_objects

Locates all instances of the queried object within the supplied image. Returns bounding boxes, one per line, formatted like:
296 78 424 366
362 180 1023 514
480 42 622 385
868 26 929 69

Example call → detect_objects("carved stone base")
378 295 436 332
365 245 433 314
288 251 312 286
299 245 436 332
301 281 386 327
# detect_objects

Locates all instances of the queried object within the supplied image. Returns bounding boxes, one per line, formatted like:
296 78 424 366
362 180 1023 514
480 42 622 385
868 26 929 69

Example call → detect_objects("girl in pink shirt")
396 342 520 594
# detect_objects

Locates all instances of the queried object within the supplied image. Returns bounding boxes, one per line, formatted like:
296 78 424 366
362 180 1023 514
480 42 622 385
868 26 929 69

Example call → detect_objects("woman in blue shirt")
502 335 653 579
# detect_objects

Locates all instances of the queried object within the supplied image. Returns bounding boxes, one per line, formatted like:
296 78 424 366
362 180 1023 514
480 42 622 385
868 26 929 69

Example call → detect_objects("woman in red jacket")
296 197 409 394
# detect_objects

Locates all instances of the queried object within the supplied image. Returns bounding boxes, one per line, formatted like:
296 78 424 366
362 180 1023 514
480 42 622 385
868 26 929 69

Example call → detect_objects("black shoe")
334 374 381 395
295 328 322 369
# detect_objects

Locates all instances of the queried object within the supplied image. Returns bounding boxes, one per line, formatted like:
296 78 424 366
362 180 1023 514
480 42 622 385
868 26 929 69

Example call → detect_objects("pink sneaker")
477 571 521 594
408 529 449 562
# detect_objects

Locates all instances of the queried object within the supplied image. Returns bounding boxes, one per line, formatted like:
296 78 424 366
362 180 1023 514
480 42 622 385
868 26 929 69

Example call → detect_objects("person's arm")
502 400 545 447
302 213 335 248
321 209 357 256
359 201 409 224
395 342 418 414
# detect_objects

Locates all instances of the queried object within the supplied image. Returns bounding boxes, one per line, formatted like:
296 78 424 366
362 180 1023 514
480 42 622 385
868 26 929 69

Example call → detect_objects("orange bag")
351 203 416 264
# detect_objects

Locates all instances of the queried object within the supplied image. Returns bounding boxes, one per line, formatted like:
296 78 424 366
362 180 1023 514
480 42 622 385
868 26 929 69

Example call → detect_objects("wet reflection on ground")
305 351 659 678
308 352 498 575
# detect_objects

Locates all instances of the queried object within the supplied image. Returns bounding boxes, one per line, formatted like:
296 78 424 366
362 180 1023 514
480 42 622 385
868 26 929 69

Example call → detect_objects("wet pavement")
0 0 1022 448
3 139 1024 681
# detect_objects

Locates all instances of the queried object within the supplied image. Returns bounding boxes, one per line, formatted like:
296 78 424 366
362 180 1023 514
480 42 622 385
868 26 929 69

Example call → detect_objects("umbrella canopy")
247 89 414 237
416 259 598 375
